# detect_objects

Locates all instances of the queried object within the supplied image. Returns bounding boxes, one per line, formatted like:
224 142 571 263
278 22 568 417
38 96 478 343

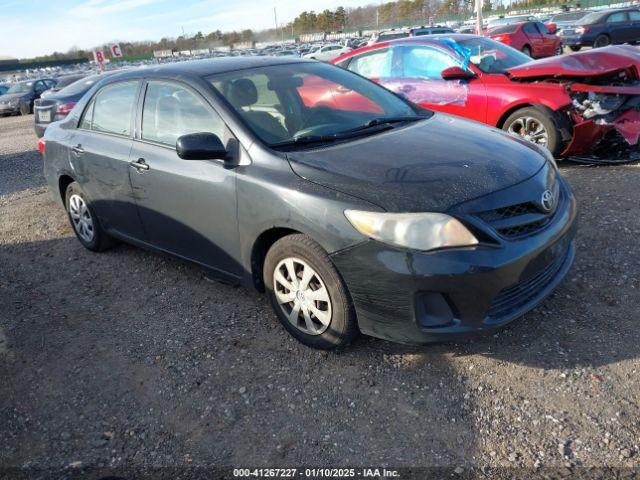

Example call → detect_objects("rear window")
80 81 138 136
59 73 112 97
579 11 607 24
378 32 410 41
552 11 587 22
490 24 519 34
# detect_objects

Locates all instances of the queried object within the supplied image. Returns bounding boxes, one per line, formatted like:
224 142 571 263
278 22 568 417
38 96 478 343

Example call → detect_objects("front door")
128 80 242 278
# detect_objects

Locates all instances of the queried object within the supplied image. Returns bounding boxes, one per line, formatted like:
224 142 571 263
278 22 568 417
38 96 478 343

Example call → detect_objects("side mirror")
441 66 477 81
176 132 227 160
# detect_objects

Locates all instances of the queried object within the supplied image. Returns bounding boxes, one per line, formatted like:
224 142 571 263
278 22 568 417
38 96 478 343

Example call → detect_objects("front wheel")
555 45 563 56
522 46 532 57
65 182 116 252
502 107 562 157
264 234 358 349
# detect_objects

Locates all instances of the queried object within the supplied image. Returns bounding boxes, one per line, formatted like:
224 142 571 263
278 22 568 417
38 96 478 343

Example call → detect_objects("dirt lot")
1 114 639 477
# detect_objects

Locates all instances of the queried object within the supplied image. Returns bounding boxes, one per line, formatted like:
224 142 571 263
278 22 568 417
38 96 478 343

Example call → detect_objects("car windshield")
6 82 32 94
488 16 529 27
489 24 519 34
578 11 606 24
58 73 109 96
208 62 421 147
552 11 588 22
449 37 531 74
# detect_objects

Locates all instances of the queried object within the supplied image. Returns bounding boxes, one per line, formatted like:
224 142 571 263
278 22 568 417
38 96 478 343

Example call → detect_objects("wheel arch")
58 174 76 206
250 227 302 291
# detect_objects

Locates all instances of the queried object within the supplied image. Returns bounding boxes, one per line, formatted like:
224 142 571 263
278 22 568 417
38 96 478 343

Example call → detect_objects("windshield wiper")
271 115 428 148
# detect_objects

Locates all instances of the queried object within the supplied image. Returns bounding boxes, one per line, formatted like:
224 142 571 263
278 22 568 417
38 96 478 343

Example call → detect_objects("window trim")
76 79 142 140
134 78 230 151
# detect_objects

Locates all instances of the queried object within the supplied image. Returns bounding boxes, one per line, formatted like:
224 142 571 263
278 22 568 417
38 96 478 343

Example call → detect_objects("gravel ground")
1 114 639 478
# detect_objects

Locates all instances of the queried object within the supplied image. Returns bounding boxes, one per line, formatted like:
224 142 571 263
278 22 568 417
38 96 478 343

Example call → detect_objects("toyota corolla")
41 57 577 349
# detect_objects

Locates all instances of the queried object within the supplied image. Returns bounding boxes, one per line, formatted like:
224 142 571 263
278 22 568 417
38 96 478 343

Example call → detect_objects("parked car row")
0 78 56 116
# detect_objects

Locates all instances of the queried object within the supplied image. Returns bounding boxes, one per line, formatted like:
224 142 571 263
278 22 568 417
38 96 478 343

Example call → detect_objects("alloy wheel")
273 257 332 335
507 116 549 147
68 194 95 242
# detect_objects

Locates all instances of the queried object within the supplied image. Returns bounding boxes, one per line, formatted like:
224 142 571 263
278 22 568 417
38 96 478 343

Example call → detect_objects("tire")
594 34 610 48
522 45 532 57
65 182 116 252
569 45 582 51
263 234 358 349
502 106 563 157
555 45 563 56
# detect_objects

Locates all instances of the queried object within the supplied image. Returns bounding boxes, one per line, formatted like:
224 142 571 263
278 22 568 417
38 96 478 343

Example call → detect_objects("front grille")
486 247 568 320
474 183 562 240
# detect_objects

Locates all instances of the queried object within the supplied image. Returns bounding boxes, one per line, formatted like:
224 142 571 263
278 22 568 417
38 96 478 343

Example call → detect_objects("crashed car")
332 35 640 158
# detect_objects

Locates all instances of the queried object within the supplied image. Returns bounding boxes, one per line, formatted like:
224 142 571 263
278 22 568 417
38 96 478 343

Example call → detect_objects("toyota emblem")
541 190 555 212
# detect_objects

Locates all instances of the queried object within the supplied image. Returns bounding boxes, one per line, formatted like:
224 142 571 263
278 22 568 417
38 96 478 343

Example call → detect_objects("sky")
0 0 374 59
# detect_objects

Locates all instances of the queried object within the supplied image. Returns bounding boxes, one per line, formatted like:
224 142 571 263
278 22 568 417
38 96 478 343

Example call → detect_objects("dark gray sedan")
41 57 576 349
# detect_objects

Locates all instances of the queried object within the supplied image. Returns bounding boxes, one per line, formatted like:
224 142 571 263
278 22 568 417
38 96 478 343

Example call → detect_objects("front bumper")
331 179 577 345
0 104 18 115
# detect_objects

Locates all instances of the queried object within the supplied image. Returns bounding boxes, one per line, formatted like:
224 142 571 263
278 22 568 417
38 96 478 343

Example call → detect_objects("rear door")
522 22 545 56
536 22 558 56
128 79 242 277
69 80 145 239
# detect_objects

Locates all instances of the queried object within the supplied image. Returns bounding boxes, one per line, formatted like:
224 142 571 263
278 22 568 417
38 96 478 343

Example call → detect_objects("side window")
535 22 549 34
607 12 627 23
90 81 138 136
347 48 393 78
523 23 538 34
400 46 459 79
79 98 95 130
34 81 46 93
628 11 640 20
142 81 224 147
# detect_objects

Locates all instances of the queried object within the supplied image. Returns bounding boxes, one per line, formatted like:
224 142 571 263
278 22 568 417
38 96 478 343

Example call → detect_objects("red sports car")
487 21 562 58
328 35 640 158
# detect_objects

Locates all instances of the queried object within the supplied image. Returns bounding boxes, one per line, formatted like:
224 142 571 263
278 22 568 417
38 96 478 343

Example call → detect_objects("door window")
142 81 224 147
347 48 393 78
607 12 627 23
629 10 640 20
523 23 538 34
400 46 459 79
81 81 138 136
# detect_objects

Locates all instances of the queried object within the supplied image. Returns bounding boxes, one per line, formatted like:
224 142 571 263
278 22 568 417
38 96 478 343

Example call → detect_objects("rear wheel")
569 45 582 51
594 34 610 48
522 45 532 57
555 45 563 55
263 234 358 349
503 107 562 157
65 182 116 252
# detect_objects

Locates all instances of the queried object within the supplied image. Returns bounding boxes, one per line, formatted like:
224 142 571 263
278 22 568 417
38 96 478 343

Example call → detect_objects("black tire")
263 234 358 350
502 106 563 157
65 182 116 252
522 45 532 57
569 45 582 52
555 45 563 56
594 34 610 48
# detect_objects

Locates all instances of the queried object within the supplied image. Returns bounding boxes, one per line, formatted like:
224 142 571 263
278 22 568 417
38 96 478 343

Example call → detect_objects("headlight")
344 210 478 251
8 98 19 106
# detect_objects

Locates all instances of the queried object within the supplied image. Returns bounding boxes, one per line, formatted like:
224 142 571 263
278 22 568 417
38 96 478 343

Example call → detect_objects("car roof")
104 56 315 83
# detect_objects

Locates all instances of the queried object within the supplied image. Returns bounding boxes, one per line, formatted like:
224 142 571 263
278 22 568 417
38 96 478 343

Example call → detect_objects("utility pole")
475 0 483 35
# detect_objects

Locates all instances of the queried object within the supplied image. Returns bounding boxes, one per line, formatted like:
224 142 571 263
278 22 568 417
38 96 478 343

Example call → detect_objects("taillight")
55 102 76 115
576 26 588 34
38 138 46 156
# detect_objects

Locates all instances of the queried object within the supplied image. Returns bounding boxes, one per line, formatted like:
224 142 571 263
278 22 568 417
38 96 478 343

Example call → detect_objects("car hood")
507 45 640 79
286 114 547 212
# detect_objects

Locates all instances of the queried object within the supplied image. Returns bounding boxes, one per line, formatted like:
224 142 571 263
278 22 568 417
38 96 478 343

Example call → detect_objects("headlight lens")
344 210 478 251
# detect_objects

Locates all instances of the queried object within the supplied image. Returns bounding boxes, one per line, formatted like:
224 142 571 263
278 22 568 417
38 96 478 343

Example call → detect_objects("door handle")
129 158 150 171
71 144 84 155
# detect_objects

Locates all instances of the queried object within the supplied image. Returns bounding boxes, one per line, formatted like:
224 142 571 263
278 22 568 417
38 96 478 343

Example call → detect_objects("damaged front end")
507 46 640 161
562 82 640 158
